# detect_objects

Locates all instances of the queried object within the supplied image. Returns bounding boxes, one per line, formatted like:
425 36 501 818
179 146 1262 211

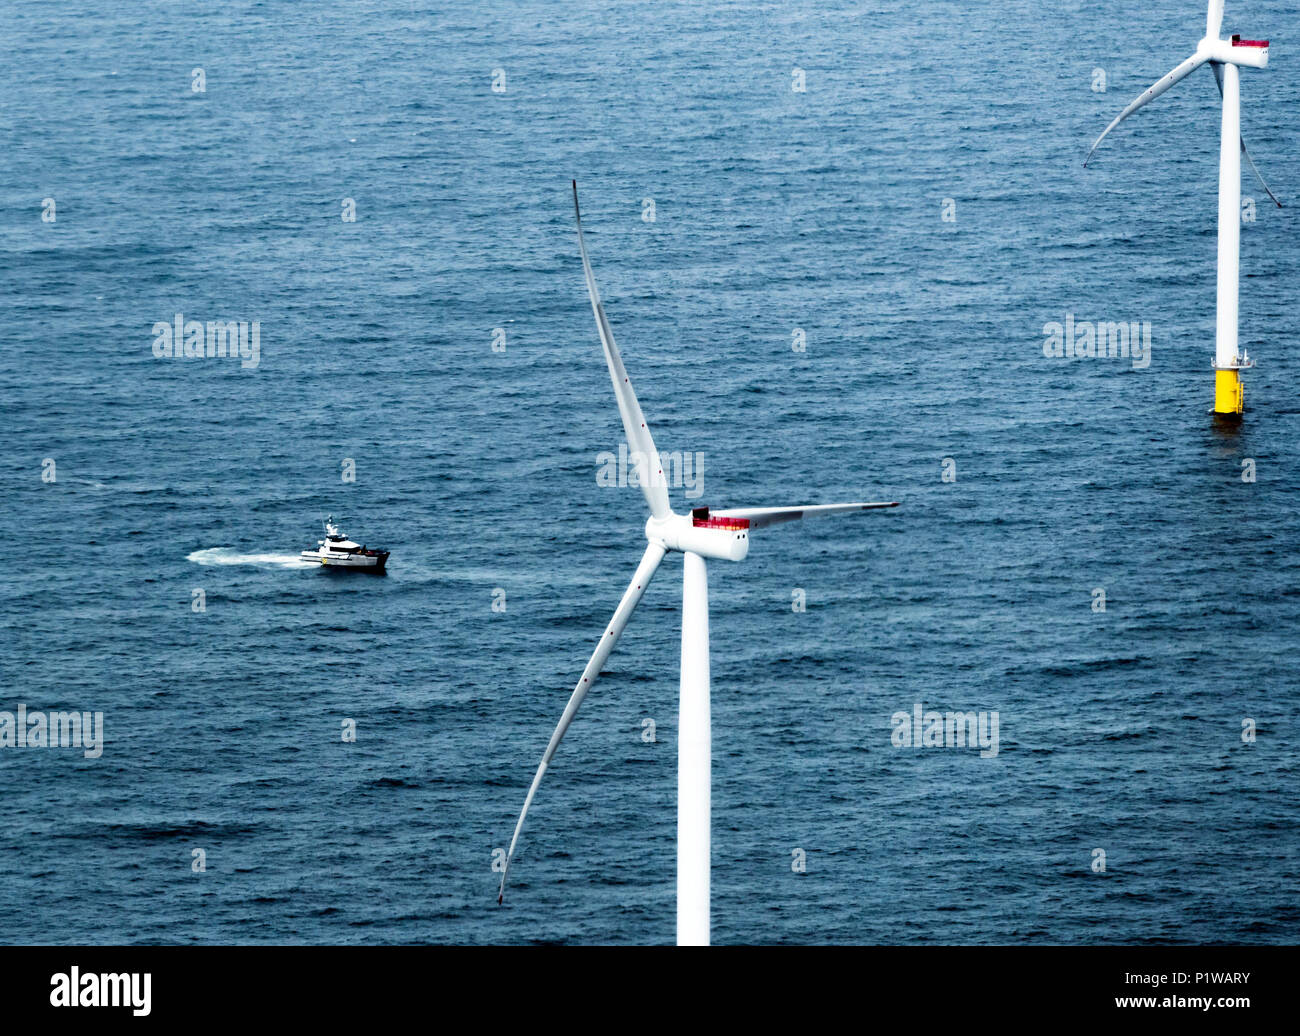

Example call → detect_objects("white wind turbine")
498 182 899 945
1085 0 1280 419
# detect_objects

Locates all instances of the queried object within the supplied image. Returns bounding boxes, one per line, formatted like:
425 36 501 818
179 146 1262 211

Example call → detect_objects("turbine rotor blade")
572 181 673 520
498 542 667 904
1084 52 1207 166
1207 0 1224 40
711 501 899 530
1212 62 1282 207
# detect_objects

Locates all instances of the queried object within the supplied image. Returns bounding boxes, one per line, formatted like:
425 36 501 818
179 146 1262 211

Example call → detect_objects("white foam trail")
187 547 316 570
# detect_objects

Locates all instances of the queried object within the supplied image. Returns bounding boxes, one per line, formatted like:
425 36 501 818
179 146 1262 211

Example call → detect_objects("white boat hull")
300 549 389 570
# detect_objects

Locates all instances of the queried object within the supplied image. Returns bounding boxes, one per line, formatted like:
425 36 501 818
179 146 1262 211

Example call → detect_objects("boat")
301 516 389 571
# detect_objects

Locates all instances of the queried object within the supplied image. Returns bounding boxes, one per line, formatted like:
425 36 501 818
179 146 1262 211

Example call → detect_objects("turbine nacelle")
1201 35 1269 68
646 508 751 562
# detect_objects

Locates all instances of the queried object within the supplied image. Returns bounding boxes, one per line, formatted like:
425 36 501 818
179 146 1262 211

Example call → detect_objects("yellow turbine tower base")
1214 369 1244 416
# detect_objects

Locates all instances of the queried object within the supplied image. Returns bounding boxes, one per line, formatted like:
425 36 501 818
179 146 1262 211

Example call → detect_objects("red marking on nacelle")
692 516 750 531
1231 36 1269 47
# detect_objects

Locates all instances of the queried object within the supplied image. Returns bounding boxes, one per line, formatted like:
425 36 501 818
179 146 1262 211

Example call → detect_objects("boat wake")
187 547 316 570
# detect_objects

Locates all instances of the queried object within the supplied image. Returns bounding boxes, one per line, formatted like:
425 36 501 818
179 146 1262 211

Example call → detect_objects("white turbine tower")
498 182 899 945
1085 0 1280 419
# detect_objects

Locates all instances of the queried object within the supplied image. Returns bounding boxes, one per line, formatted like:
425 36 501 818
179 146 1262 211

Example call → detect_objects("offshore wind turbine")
497 182 899 945
1084 0 1280 419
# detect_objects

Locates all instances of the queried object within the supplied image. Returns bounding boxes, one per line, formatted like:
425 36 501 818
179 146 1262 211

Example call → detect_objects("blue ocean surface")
2 0 1297 944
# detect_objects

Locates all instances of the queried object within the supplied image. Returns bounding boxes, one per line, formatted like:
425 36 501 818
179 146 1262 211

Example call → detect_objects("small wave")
187 547 315 570
362 776 422 790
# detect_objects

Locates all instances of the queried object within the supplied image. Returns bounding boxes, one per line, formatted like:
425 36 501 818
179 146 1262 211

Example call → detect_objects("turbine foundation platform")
1213 368 1244 417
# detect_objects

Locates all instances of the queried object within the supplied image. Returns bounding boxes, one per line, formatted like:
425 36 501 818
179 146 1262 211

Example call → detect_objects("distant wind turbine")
497 181 899 945
1085 0 1279 419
